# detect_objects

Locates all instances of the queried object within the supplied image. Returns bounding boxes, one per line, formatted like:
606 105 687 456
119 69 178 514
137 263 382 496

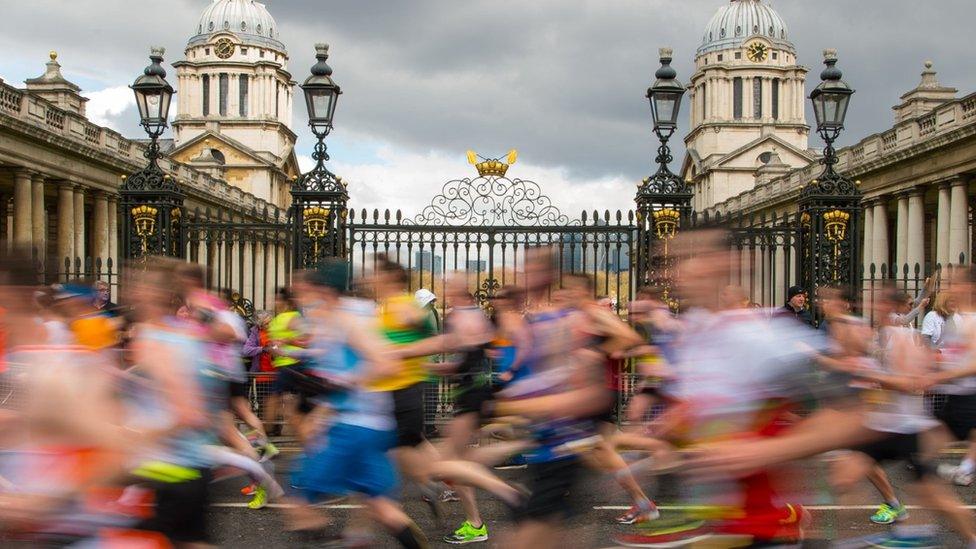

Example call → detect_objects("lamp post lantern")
292 44 348 268
120 47 184 262
799 49 861 318
636 48 693 304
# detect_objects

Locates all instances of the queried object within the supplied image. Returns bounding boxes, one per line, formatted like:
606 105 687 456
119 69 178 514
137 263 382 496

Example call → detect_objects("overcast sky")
1 0 974 217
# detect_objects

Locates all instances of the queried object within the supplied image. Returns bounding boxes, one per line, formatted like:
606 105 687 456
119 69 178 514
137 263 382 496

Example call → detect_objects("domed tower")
170 0 299 208
681 0 813 212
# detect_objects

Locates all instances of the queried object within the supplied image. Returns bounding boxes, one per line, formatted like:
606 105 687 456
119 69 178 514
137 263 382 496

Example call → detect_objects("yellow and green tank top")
268 310 302 368
369 294 437 391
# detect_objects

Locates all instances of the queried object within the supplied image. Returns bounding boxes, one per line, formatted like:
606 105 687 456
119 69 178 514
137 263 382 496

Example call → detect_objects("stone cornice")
0 81 287 223
702 90 976 217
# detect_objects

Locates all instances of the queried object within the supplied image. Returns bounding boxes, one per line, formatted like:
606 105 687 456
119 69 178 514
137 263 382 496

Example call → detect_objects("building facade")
685 0 975 298
0 0 296 309
682 0 814 212
170 0 300 208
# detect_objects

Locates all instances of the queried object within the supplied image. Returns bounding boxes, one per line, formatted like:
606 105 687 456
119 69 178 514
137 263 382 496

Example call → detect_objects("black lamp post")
636 47 693 302
292 43 348 268
121 47 183 262
809 48 855 188
799 49 860 317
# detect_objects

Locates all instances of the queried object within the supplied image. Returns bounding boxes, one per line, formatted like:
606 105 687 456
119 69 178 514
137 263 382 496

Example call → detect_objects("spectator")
921 292 961 348
92 280 120 317
415 288 440 334
243 310 276 414
781 285 813 325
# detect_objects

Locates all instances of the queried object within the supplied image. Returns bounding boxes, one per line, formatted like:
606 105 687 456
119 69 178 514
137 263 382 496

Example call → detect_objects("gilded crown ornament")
823 209 850 242
467 149 518 178
652 208 681 239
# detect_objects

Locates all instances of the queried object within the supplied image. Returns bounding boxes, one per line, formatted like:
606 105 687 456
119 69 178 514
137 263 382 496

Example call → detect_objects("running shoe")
870 503 909 525
247 486 268 510
241 483 257 496
937 463 974 486
615 501 661 525
259 441 280 462
440 489 461 503
832 531 940 548
420 484 444 524
614 517 711 547
443 521 488 544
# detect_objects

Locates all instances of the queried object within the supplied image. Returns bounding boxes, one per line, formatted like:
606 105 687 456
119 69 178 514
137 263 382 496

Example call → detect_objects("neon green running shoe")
870 503 908 525
443 521 488 544
247 486 268 510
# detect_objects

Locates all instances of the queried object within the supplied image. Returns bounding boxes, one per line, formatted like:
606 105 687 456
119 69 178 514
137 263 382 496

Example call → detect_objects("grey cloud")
2 1 974 182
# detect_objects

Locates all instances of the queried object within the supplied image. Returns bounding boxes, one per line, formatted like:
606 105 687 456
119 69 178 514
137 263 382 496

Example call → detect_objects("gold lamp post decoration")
823 209 851 281
650 208 682 311
303 205 331 259
131 204 158 256
652 208 680 240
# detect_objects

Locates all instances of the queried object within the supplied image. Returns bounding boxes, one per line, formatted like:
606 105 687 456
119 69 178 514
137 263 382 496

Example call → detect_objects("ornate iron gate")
347 153 637 314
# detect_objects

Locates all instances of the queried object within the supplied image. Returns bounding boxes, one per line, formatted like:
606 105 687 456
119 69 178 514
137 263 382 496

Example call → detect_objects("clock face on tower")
214 38 235 59
746 42 769 62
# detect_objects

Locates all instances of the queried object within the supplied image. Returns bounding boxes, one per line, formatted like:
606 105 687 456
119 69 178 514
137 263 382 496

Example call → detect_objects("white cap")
415 289 437 307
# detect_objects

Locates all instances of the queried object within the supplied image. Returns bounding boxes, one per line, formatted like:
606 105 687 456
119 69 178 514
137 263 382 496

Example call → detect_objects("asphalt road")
206 448 976 548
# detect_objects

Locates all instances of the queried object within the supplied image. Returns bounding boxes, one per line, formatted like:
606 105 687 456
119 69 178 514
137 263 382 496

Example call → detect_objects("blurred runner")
284 259 429 548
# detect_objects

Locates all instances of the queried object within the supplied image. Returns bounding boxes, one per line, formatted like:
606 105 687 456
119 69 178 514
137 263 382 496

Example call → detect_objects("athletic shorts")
934 393 976 442
392 383 426 448
455 383 494 419
271 365 303 395
853 431 931 480
229 380 248 399
136 468 212 543
517 457 584 522
293 423 399 500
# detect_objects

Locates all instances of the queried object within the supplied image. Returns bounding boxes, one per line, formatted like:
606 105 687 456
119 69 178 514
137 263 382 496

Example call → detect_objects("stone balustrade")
705 90 976 217
0 78 286 223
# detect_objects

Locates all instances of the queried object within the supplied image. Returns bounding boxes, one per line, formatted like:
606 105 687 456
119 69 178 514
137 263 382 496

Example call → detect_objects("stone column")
895 194 909 275
862 200 874 271
949 178 969 265
92 191 109 272
107 195 118 270
12 169 32 248
73 186 86 264
872 200 890 273
906 190 925 277
937 183 952 265
56 182 75 273
31 173 46 263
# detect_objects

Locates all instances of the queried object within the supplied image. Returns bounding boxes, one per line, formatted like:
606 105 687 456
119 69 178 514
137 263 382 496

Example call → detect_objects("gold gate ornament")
131 204 158 255
651 208 680 240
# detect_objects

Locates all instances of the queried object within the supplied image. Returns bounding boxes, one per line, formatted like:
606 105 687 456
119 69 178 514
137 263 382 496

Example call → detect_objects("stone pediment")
169 130 276 168
710 134 813 170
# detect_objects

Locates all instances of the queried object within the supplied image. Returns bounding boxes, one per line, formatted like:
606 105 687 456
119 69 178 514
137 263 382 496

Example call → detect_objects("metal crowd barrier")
243 371 648 428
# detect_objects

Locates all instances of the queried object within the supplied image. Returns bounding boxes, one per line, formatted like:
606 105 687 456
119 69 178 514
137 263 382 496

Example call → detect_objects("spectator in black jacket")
782 285 814 326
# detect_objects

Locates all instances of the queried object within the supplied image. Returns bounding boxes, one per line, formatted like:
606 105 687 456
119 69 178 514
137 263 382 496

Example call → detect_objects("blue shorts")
292 423 399 501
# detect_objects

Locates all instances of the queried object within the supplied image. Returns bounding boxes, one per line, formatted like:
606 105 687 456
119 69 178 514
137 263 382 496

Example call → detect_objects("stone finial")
49 50 58 61
918 59 941 90
659 47 673 60
823 48 838 62
150 46 166 59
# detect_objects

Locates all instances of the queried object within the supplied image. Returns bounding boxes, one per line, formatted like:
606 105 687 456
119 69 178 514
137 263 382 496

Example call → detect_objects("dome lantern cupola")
699 0 792 56
189 0 285 52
